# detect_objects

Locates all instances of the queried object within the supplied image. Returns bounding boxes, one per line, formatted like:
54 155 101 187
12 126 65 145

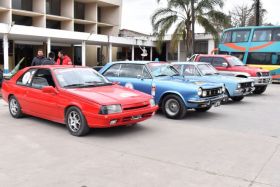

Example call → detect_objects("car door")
118 64 153 94
24 68 61 121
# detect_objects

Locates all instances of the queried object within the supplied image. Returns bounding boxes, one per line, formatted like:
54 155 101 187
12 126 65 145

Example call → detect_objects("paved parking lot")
0 84 279 187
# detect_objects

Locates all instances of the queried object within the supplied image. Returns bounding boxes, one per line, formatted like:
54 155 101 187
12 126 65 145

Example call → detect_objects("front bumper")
85 106 158 128
250 76 272 86
233 87 255 96
187 94 224 108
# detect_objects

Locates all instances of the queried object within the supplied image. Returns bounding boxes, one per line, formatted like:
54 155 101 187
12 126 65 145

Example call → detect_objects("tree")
152 0 230 58
229 0 266 27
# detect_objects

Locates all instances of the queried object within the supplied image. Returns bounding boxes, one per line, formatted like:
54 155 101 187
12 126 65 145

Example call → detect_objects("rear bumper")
250 76 272 86
187 94 224 107
85 106 158 128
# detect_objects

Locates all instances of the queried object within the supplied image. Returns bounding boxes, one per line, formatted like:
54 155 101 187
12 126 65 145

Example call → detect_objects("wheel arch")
158 91 187 108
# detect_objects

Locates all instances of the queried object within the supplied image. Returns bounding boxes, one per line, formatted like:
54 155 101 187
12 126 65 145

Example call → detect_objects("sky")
121 0 280 35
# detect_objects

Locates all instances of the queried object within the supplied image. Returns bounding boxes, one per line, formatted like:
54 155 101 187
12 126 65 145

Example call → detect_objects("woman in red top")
56 50 72 65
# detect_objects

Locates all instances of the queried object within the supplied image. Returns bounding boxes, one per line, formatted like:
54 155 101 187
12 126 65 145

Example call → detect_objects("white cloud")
121 0 280 34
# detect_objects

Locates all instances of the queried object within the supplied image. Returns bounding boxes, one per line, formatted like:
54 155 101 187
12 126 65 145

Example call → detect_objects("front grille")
202 87 221 98
123 104 149 111
240 82 252 88
257 72 270 77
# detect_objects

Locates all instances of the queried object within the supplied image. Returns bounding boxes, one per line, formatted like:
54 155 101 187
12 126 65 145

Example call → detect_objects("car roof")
172 62 209 65
25 65 89 70
197 54 232 58
109 61 167 65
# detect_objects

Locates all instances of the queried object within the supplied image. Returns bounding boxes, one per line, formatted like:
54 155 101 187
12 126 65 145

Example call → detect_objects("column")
208 39 215 54
108 43 112 63
132 45 135 61
82 41 86 66
47 37 51 55
177 42 181 62
150 47 153 61
3 34 9 74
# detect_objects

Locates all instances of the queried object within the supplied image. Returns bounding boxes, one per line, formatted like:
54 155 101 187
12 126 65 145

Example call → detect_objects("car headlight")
198 87 202 96
251 82 254 87
149 98 156 107
237 83 241 89
99 104 122 115
202 91 207 97
222 85 226 93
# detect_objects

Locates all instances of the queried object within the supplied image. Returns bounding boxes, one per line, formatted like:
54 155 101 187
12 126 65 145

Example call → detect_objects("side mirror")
42 86 57 94
222 62 228 68
137 75 143 79
186 57 190 62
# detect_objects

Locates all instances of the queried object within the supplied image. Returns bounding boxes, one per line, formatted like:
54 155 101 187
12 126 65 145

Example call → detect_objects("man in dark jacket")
42 52 55 65
31 49 46 66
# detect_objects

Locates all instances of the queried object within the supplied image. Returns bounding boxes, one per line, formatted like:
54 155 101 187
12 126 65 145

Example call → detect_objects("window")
232 30 251 43
103 64 121 77
31 69 55 89
119 64 147 78
198 57 213 63
183 65 200 76
221 31 232 43
252 29 272 42
74 24 85 32
17 69 37 86
12 0 32 11
231 52 245 61
46 20 61 29
247 53 278 65
13 15 32 26
212 57 227 67
74 2 85 20
46 0 61 16
272 29 280 41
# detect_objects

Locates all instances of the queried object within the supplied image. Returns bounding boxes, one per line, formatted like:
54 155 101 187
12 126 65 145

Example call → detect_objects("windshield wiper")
85 82 113 87
155 74 169 77
64 83 86 88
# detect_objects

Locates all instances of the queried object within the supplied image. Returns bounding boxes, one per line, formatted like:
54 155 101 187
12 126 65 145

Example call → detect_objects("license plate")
132 115 142 120
214 101 221 107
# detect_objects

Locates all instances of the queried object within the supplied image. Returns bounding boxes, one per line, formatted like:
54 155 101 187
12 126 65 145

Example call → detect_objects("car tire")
66 106 90 137
162 95 186 119
9 96 24 118
221 90 230 104
253 85 267 94
231 96 244 102
195 106 211 112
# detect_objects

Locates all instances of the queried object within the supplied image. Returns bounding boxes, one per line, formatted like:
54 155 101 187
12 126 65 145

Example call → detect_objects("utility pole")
256 0 260 26
191 0 195 56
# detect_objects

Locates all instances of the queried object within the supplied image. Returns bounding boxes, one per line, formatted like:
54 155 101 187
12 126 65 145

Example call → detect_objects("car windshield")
197 64 219 75
227 56 245 66
54 68 111 88
148 63 179 77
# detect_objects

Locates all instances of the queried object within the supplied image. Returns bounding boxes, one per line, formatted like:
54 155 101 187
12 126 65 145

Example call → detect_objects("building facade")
0 0 155 74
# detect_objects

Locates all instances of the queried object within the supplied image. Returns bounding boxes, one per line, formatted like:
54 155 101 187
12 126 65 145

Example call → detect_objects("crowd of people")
31 49 72 66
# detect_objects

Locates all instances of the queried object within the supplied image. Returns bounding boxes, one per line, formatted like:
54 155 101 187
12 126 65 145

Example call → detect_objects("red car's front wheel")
66 107 90 136
9 96 24 118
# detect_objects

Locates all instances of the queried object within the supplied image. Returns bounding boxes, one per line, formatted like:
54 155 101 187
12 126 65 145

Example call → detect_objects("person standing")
42 52 55 65
31 49 46 66
56 50 72 65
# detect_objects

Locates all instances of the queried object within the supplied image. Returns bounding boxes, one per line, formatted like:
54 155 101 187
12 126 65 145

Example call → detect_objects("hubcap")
165 99 180 116
68 111 81 132
10 99 19 116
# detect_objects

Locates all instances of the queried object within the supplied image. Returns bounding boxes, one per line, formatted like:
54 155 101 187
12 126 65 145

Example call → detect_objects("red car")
192 54 272 94
1 66 158 136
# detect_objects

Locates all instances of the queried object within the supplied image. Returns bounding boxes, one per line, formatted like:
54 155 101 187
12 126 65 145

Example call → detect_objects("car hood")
201 75 254 83
233 65 269 73
66 85 150 105
155 76 223 89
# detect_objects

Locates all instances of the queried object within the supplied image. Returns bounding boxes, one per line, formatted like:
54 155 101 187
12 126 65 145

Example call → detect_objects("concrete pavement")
0 85 279 187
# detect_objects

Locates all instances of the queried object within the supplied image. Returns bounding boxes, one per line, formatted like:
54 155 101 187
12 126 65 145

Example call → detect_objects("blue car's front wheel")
162 95 186 119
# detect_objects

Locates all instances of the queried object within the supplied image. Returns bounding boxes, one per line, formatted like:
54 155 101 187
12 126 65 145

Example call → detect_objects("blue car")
172 62 255 102
99 61 225 119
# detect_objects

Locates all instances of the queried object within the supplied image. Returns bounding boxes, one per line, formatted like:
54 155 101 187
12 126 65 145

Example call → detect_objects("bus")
218 26 280 82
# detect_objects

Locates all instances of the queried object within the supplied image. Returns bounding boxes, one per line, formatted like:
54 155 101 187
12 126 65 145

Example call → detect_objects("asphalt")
0 84 279 187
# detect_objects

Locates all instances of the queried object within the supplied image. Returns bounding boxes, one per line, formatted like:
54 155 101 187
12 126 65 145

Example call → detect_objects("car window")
103 64 121 77
16 69 37 86
212 57 227 67
183 65 200 76
199 57 213 63
31 69 55 89
119 64 147 78
172 64 182 71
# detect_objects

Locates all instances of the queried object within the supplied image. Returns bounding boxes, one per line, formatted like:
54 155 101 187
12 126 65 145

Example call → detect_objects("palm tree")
152 0 230 57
